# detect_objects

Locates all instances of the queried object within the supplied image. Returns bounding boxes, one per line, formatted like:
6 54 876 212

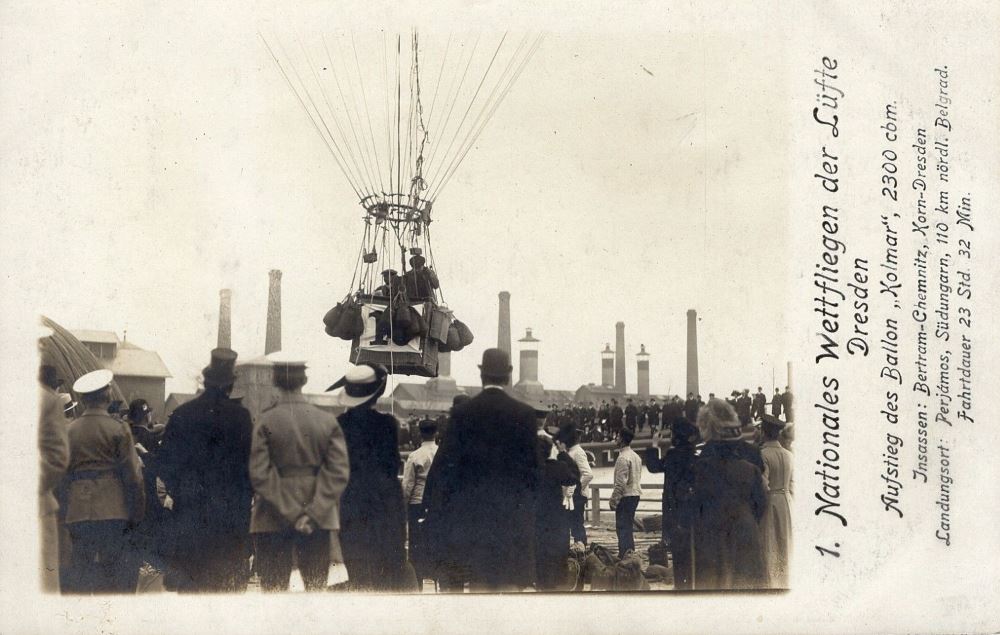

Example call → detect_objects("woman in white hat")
326 363 410 590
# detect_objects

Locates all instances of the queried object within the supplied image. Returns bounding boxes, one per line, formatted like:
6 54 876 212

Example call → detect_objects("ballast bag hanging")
337 301 365 340
323 302 345 336
446 324 463 351
454 320 474 346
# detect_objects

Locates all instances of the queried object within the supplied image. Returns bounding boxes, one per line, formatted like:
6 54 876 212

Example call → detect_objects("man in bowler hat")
158 348 254 592
423 348 544 591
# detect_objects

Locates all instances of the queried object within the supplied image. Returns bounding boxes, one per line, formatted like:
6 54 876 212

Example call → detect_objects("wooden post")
590 486 601 524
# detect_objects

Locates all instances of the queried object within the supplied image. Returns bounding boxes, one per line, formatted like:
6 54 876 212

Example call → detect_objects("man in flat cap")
249 353 350 591
61 369 145 594
373 268 402 299
401 254 439 301
158 348 254 592
423 348 544 592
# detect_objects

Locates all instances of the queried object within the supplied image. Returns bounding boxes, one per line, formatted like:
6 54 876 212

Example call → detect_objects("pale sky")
4 3 791 398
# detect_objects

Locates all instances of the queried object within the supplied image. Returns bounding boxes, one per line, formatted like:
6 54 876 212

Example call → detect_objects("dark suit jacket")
645 444 698 531
424 387 543 587
158 390 253 551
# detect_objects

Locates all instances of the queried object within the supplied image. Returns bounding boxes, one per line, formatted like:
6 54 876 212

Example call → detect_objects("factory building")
72 329 171 419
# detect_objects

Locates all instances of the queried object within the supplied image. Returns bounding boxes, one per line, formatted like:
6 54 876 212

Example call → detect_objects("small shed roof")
104 341 171 378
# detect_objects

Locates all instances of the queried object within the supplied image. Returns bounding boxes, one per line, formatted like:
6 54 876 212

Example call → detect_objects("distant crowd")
398 387 796 450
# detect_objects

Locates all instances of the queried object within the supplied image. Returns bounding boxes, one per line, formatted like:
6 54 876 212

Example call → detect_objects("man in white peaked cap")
62 369 145 594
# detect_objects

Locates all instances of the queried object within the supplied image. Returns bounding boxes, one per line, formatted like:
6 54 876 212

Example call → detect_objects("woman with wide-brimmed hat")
327 363 410 590
689 398 768 590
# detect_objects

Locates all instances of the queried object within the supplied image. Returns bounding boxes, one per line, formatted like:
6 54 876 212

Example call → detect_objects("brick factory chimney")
601 343 614 387
515 328 543 395
686 309 699 397
217 288 232 349
637 344 650 399
497 291 511 357
614 321 626 394
265 270 282 355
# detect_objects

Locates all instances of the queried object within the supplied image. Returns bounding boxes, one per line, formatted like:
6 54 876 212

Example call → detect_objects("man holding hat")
423 348 544 592
158 348 254 592
401 254 439 300
644 416 700 589
249 353 350 591
62 369 146 593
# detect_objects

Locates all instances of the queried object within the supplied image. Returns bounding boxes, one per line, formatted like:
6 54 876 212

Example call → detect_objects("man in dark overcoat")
735 390 753 426
781 386 795 422
771 388 783 417
158 348 254 592
751 387 767 421
683 393 699 422
609 399 624 435
424 348 543 591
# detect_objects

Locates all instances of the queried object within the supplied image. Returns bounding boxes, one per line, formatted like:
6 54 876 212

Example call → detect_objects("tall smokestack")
637 344 650 399
217 288 232 349
265 269 282 355
615 321 626 393
438 351 452 377
601 343 614 387
426 350 458 395
515 328 542 394
498 291 511 356
686 309 699 396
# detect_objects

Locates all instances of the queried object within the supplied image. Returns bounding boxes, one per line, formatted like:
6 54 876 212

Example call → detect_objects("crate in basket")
349 299 439 377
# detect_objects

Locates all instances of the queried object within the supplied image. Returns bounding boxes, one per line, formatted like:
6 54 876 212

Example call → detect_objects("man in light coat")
250 354 350 592
609 428 642 558
38 362 69 593
556 423 592 546
401 419 438 589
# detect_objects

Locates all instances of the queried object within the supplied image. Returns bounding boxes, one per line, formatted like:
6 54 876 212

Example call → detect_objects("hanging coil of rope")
262 28 542 376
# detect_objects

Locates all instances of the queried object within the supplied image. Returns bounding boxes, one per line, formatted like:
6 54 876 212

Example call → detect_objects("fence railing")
587 483 662 523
